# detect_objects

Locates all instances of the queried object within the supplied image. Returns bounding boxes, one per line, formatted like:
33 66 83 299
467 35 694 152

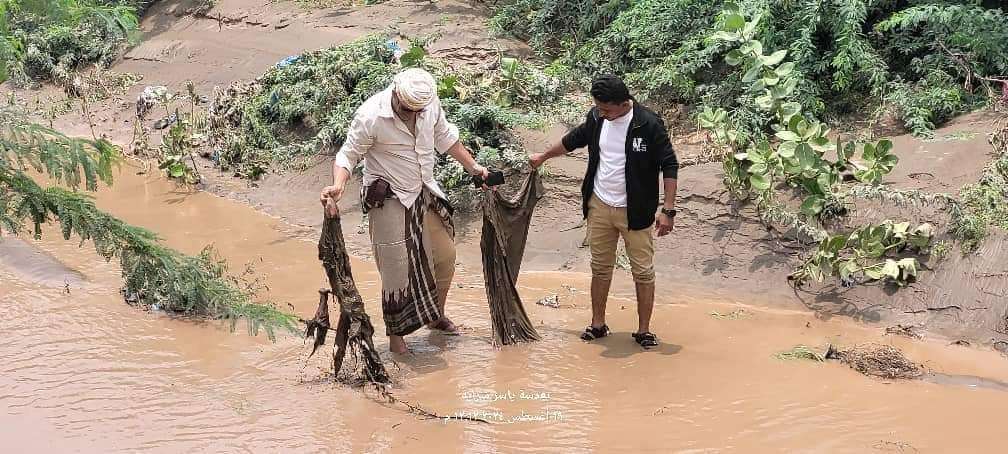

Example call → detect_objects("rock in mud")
536 295 560 308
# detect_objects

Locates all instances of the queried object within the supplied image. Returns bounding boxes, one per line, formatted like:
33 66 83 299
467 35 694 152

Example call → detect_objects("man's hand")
470 164 491 190
655 211 674 237
529 152 548 170
320 183 345 217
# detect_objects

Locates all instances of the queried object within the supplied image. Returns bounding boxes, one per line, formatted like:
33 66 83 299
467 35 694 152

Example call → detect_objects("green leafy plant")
1 0 143 86
157 114 201 184
790 220 933 288
489 0 1008 136
850 139 898 184
398 44 426 68
0 108 296 338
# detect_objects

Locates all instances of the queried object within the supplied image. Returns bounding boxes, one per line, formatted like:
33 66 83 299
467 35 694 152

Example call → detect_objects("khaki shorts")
587 194 655 284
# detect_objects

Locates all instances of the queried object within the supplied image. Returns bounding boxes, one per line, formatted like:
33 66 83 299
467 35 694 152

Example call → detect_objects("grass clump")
774 345 825 362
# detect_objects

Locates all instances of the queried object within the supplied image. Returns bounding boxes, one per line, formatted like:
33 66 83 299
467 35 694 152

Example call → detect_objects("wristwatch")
661 207 677 218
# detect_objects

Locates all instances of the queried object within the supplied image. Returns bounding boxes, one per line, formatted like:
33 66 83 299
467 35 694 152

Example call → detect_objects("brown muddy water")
3 164 1008 453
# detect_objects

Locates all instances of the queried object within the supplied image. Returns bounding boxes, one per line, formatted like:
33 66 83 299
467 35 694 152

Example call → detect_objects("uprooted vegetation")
648 5 1008 293
149 34 571 207
827 343 926 380
0 107 297 339
777 343 925 380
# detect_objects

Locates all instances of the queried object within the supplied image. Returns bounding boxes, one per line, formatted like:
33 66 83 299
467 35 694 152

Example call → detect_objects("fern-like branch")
1 110 297 338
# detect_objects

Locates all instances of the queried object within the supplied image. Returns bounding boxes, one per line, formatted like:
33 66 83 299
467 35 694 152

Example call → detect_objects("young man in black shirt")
530 75 678 349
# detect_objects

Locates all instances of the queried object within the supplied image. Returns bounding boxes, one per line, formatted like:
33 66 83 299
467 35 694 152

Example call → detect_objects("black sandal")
580 324 610 341
633 332 659 349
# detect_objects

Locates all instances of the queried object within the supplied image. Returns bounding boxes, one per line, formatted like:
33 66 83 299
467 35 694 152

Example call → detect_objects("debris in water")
872 440 919 453
779 343 926 380
950 340 971 347
536 295 560 308
153 112 178 130
827 343 925 380
774 345 825 362
710 308 748 319
884 324 923 339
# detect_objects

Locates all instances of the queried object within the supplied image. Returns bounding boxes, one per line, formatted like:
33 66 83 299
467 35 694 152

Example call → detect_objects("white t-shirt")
593 107 633 207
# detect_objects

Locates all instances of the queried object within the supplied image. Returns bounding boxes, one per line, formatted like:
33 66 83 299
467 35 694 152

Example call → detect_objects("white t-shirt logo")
633 137 646 153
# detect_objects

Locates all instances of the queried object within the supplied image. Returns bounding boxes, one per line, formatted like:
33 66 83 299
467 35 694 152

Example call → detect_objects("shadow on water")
792 286 885 323
552 327 683 358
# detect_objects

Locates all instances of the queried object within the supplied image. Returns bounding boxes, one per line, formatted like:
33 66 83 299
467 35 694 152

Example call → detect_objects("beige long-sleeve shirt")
333 86 460 209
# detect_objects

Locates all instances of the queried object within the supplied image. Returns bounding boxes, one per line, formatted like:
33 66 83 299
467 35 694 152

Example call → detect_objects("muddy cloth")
304 206 389 383
480 172 544 345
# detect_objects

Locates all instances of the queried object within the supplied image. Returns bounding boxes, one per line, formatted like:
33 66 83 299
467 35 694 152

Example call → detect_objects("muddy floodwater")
4 164 1008 453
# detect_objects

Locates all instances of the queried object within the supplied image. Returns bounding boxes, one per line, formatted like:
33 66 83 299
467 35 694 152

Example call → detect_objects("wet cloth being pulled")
480 172 544 345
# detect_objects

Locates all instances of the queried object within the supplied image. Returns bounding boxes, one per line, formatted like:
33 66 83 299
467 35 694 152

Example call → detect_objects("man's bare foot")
427 317 459 335
389 335 409 354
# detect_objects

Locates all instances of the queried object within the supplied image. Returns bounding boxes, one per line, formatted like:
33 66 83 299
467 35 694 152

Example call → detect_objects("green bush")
489 0 1008 136
1 0 141 86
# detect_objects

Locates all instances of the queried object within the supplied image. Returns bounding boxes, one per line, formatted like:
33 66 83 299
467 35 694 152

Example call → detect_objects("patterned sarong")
367 188 454 336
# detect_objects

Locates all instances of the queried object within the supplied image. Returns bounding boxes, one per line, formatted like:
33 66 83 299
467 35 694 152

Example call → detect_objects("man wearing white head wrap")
392 68 436 111
320 68 490 354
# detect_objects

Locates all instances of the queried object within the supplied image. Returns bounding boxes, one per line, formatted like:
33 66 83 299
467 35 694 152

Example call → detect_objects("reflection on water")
3 166 1008 453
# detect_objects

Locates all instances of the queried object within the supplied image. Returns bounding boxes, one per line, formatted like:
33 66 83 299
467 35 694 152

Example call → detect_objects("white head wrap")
393 68 436 111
